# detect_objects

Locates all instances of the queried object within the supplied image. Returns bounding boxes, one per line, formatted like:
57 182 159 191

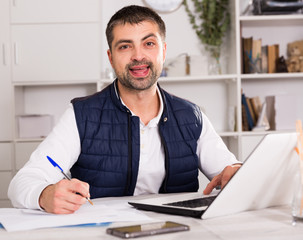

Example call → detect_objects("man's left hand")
203 164 242 195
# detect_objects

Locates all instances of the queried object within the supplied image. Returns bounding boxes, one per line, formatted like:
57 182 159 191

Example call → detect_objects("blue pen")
47 155 93 205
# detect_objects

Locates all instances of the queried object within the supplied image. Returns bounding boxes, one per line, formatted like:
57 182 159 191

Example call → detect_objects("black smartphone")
106 221 189 238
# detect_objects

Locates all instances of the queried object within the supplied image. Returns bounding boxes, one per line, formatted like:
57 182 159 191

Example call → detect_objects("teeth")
132 67 147 70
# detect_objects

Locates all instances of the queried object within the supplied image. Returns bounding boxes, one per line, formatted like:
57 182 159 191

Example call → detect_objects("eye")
146 41 155 47
119 45 129 50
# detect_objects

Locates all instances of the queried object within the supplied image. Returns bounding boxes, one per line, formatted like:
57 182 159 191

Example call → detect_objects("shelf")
218 131 239 137
13 80 100 87
241 72 303 80
240 14 303 22
101 75 238 84
217 130 296 137
239 130 295 136
14 138 44 143
159 74 238 83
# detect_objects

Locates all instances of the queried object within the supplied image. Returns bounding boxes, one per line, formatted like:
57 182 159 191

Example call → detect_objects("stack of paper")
0 199 153 232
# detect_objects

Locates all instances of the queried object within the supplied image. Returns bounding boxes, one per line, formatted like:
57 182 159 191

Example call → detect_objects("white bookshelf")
237 0 303 160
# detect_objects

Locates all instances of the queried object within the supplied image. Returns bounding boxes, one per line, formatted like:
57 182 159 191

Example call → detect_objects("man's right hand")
39 178 90 214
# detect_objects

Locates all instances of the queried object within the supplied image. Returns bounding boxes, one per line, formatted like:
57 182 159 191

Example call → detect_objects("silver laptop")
129 132 299 219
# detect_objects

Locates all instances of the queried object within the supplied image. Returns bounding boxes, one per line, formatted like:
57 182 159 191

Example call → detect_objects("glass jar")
292 171 303 225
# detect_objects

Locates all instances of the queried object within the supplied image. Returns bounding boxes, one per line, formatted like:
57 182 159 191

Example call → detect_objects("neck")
117 82 160 125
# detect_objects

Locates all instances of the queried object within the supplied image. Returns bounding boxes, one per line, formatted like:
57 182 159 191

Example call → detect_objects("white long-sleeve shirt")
8 90 238 210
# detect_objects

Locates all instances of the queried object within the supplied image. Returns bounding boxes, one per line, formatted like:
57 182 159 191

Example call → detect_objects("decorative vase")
206 45 222 75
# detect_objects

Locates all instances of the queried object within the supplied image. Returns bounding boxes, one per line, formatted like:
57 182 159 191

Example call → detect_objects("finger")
203 175 221 195
66 192 87 206
52 180 86 213
220 165 241 189
57 197 84 213
52 199 82 214
69 178 90 199
57 179 88 206
51 190 85 214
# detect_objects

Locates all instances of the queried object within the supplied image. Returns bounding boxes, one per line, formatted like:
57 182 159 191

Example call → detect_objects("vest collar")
111 79 166 126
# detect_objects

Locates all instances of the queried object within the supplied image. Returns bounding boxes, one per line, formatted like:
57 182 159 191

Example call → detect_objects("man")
8 5 241 214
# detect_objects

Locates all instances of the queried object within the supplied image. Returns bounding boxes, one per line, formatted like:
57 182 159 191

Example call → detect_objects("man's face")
107 21 166 91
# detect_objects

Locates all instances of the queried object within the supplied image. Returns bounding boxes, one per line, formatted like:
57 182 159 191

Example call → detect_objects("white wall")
99 0 203 74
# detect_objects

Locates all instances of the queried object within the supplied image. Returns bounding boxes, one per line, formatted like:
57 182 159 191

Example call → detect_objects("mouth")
129 64 150 78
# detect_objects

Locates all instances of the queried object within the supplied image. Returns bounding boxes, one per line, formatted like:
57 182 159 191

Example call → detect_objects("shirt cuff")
28 183 51 211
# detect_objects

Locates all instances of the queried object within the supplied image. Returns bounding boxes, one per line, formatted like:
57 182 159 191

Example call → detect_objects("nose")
131 46 146 62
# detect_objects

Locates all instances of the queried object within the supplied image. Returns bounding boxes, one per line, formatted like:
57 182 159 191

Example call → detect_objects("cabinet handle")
2 44 6 66
14 43 18 65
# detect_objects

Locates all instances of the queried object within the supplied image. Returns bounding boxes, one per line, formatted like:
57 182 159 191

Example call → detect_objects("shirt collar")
118 86 163 127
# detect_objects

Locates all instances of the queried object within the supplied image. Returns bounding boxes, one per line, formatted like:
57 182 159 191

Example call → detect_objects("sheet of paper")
0 198 153 232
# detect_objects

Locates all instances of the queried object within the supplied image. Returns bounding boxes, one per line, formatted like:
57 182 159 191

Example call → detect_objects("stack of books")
242 90 299 131
242 37 279 74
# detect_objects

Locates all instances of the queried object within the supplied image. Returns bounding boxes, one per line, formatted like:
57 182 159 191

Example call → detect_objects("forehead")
112 21 162 42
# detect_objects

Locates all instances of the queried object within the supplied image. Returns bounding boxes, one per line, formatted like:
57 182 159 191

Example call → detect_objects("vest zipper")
124 111 132 195
159 126 169 193
162 143 169 193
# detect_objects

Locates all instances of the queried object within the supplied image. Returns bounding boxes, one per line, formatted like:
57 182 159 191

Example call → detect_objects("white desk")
1 196 303 240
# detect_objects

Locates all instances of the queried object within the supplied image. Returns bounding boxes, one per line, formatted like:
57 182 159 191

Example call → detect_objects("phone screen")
106 221 189 238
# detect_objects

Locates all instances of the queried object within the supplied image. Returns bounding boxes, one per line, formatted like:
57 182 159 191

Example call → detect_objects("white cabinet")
0 0 13 141
14 82 98 135
0 0 13 205
15 142 40 170
10 0 100 23
10 0 101 83
11 24 100 82
0 143 13 205
0 0 101 207
0 172 12 201
0 143 13 171
10 0 102 135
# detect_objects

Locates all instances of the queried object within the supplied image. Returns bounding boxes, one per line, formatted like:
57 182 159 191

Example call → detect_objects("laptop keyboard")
164 195 216 209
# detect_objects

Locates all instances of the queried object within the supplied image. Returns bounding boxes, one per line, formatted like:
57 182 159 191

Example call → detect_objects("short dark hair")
106 5 166 51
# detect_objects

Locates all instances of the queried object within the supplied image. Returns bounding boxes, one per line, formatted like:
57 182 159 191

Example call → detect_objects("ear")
107 49 113 66
162 42 167 62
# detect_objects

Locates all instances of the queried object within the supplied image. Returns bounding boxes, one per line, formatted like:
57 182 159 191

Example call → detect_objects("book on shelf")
242 103 249 131
242 37 253 74
250 96 262 120
261 45 268 73
250 96 270 132
252 38 262 73
241 92 254 131
267 44 279 73
241 93 271 132
246 97 257 126
242 36 281 74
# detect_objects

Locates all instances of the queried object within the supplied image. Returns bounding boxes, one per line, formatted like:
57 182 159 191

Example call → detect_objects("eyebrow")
113 33 158 49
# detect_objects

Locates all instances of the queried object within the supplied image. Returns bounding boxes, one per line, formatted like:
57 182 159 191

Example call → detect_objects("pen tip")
87 198 94 205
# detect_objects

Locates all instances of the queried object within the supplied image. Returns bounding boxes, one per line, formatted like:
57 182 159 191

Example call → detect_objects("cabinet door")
15 142 41 170
12 23 100 82
0 0 13 141
0 172 12 200
0 143 13 171
11 0 100 23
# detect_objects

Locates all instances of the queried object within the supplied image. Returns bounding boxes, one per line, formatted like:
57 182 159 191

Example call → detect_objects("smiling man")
8 5 241 214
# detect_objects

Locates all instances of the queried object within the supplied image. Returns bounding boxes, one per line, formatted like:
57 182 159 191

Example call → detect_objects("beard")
115 60 161 91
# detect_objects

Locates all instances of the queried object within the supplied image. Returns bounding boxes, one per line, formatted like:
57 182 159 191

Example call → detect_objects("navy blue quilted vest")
71 80 203 199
